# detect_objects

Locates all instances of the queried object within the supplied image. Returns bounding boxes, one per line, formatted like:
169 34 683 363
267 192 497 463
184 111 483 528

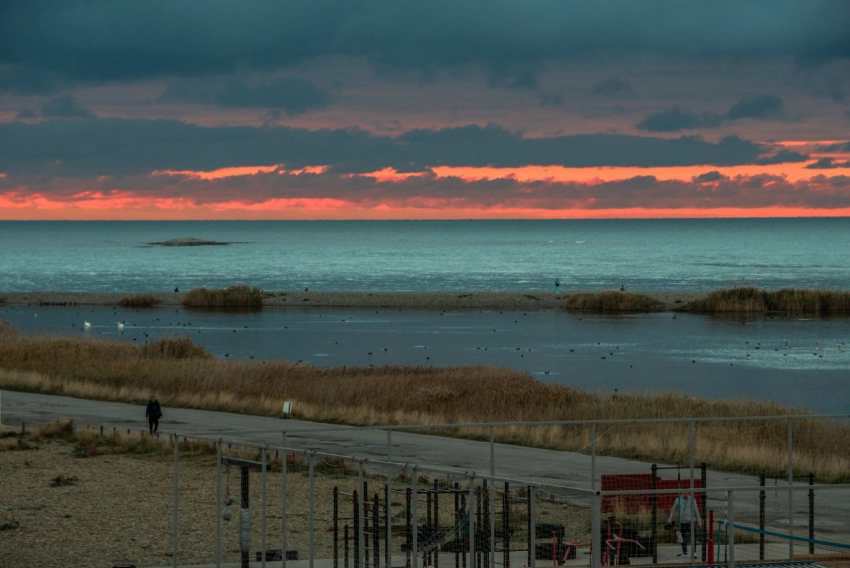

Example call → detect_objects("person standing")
555 278 561 297
668 491 701 557
145 395 163 435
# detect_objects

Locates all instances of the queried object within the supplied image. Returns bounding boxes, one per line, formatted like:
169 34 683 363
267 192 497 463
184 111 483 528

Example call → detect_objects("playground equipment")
332 479 587 568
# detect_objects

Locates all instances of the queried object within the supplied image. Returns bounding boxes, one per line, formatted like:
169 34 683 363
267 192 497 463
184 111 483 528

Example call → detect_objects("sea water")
1 218 849 292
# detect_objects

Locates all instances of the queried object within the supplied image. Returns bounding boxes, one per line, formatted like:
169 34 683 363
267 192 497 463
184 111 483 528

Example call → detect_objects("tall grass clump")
118 294 161 308
1 323 849 481
686 287 850 314
183 285 264 308
566 291 661 312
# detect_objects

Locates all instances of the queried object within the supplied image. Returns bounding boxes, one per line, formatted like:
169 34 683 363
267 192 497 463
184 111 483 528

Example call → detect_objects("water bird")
117 322 124 330
815 343 822 351
84 321 91 329
839 345 846 353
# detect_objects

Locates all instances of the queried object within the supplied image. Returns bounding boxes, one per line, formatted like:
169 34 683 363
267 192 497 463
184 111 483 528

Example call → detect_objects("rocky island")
148 237 231 247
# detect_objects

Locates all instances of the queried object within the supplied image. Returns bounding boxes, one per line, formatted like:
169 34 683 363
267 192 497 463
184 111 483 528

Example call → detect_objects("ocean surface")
2 304 849 414
1 219 849 292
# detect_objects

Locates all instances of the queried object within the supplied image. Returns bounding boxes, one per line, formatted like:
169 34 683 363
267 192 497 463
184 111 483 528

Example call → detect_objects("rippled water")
1 219 849 292
3 305 849 413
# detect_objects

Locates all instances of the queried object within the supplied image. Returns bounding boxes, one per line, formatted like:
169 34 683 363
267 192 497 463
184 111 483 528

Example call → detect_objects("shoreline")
0 290 708 310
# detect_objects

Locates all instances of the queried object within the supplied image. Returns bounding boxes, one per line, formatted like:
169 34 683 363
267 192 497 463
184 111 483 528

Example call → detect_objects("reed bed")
118 293 161 308
1 324 848 481
565 291 662 312
182 285 264 308
685 287 850 314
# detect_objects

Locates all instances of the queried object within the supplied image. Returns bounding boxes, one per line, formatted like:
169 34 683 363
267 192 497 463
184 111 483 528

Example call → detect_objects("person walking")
145 395 163 435
667 491 701 557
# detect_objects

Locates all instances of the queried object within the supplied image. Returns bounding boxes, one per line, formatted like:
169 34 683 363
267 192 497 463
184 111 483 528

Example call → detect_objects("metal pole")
808 473 815 555
758 474 766 560
468 476 475 568
412 467 419 568
650 464 658 564
388 430 393 463
591 493 601 568
489 426 496 568
359 460 366 568
216 440 222 568
529 486 536 568
283 433 288 568
590 423 597 491
728 491 735 568
173 436 179 568
310 453 316 568
689 421 695 566
787 419 794 561
262 447 268 568
387 470 393 568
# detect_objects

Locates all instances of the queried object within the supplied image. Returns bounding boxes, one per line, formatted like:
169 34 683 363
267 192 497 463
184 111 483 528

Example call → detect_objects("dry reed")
118 294 161 308
182 285 264 308
685 287 850 314
566 291 662 312
1 323 848 481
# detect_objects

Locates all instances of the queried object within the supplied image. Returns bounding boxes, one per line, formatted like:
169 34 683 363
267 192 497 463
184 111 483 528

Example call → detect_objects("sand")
0 290 707 310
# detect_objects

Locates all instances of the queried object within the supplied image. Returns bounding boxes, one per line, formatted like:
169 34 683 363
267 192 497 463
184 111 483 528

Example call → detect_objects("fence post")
787 419 794 561
490 426 496 568
216 440 222 568
590 423 597 491
282 433 288 568
808 473 815 555
650 464 658 564
173 435 179 568
261 446 268 568
359 460 366 568
411 466 419 568
728 491 735 568
529 486 536 568
280 432 287 568
591 492 601 568
469 475 476 568
387 469 393 568
309 452 315 568
689 421 695 566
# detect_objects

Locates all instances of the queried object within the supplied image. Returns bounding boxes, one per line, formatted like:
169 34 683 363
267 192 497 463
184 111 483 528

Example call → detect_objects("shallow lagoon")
3 305 849 414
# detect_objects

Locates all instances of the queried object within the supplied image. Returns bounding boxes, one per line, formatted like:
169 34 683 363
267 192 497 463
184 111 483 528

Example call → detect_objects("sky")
1 1 850 220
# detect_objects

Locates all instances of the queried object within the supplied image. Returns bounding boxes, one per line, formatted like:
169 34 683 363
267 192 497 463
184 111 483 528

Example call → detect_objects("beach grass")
1 324 848 481
565 291 662 312
182 285 264 308
684 287 850 314
117 293 161 308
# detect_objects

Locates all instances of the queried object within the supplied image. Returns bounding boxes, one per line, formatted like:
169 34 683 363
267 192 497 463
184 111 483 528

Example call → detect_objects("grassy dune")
685 287 850 314
566 291 662 312
182 285 264 308
1 323 848 481
118 293 162 308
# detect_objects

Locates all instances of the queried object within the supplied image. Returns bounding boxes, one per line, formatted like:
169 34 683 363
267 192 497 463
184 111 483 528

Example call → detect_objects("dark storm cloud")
636 107 724 132
805 158 850 169
820 141 850 152
0 65 67 95
591 77 634 97
16 109 37 120
694 171 726 183
41 94 92 118
753 150 809 165
157 77 331 114
0 1 848 87
726 95 784 119
637 95 786 132
0 118 797 177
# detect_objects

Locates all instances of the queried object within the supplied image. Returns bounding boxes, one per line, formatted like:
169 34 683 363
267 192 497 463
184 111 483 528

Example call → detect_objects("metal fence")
169 428 850 568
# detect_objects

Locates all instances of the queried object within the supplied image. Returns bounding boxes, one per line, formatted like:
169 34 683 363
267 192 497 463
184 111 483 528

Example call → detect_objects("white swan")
117 322 125 330
84 321 91 329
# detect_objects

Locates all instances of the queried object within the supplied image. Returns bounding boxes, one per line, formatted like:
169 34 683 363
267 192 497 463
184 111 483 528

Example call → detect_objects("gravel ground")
0 290 707 310
0 440 590 568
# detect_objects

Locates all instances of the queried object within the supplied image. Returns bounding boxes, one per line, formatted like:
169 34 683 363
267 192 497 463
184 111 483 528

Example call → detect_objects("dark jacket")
146 400 163 419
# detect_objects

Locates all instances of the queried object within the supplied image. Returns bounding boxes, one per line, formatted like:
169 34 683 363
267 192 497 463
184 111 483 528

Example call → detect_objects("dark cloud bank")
637 95 786 132
0 119 805 178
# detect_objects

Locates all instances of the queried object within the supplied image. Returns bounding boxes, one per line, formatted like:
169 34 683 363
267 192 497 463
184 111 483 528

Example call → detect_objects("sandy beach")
0 290 708 310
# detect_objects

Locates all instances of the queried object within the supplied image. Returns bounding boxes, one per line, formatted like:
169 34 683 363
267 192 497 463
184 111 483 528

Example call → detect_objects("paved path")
2 390 848 535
